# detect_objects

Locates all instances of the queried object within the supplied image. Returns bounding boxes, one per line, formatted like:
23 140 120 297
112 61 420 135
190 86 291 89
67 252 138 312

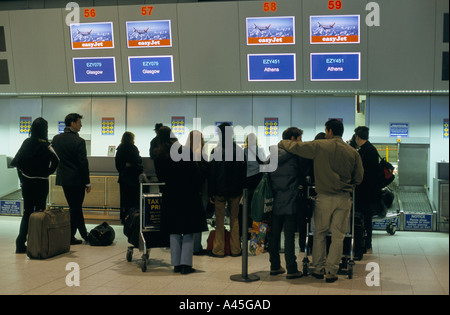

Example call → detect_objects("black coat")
51 128 90 187
115 142 143 186
208 143 247 198
154 144 208 235
11 138 59 182
356 141 381 203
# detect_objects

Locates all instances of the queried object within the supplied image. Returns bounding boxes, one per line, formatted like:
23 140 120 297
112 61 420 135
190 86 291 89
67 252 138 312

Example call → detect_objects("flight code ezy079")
179 299 271 312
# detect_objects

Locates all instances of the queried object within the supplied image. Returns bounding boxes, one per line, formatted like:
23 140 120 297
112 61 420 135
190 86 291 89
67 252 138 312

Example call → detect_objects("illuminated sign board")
73 57 116 83
246 16 295 45
310 15 360 44
310 53 360 81
70 22 114 50
248 53 296 82
126 20 172 48
128 56 174 83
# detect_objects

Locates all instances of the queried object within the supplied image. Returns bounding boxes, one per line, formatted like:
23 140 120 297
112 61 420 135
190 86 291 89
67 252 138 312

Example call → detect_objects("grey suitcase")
27 208 71 259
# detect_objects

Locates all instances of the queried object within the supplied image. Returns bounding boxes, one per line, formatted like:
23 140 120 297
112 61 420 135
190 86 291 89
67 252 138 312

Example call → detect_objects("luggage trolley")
302 185 356 279
126 182 168 272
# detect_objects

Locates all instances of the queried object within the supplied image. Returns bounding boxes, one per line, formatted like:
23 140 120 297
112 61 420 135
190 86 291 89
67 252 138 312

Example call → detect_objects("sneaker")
270 267 285 276
286 271 303 280
366 248 373 254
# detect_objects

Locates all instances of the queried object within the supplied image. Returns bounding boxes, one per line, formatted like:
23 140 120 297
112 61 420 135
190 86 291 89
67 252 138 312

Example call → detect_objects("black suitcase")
123 207 169 249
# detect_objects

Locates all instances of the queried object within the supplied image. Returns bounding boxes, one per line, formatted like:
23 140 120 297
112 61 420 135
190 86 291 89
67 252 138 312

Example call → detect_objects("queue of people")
12 115 383 284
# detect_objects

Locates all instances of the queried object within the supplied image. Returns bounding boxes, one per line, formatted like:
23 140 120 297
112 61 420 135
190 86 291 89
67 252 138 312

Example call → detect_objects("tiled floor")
0 215 448 295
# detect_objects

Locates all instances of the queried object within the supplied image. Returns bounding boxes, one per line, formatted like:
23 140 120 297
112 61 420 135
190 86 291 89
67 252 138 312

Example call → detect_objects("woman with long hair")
11 117 59 253
154 127 207 274
115 131 143 223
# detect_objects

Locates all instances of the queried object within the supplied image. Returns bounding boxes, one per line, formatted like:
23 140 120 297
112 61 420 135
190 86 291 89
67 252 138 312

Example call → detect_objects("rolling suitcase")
27 208 71 259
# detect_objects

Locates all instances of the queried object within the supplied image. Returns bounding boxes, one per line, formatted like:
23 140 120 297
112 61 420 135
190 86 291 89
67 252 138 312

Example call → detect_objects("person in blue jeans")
268 127 305 280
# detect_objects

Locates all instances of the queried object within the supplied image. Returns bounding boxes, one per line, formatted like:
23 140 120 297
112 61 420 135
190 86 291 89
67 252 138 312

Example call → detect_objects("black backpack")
377 153 395 188
88 222 115 246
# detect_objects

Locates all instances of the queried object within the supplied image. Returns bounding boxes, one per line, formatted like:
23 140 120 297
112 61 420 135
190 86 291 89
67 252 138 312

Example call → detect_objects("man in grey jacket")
269 127 308 279
279 119 363 283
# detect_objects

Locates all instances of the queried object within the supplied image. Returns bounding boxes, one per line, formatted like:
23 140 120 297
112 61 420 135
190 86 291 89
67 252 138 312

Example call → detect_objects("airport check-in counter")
48 156 156 211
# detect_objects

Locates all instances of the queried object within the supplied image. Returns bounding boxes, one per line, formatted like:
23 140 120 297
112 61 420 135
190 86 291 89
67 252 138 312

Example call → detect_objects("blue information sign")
0 200 22 215
128 56 174 83
248 53 296 81
310 52 360 81
404 214 433 231
390 123 409 137
73 57 116 83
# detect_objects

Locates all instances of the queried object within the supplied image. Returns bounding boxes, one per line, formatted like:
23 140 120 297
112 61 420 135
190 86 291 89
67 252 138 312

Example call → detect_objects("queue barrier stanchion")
230 188 260 282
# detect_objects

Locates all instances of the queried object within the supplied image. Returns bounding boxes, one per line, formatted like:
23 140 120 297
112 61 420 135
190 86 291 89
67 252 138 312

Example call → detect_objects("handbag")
250 173 273 222
88 222 115 246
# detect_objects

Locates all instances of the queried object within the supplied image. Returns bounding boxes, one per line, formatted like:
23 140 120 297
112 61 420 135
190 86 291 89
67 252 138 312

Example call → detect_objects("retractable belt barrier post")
230 188 260 282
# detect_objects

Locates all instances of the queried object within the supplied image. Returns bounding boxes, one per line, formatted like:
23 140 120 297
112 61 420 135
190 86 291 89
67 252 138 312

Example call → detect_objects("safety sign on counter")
126 20 172 48
101 117 114 135
310 15 360 44
246 16 295 45
128 56 174 83
0 200 22 215
390 123 409 137
404 214 433 231
310 53 360 81
70 22 114 50
73 57 117 83
264 117 279 136
171 116 185 135
19 117 31 134
248 53 296 82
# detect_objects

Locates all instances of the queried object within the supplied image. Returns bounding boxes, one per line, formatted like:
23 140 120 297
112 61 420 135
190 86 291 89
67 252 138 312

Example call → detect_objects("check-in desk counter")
49 157 120 209
48 157 155 221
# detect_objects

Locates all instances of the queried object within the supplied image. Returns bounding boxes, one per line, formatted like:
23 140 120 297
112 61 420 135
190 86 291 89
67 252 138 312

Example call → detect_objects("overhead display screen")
310 53 360 81
128 56 174 83
248 53 296 81
73 57 117 83
310 15 360 44
246 16 295 45
70 22 114 49
126 20 172 48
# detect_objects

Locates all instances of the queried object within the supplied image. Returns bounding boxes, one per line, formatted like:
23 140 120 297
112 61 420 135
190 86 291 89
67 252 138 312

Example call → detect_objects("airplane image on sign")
317 22 335 29
254 23 271 31
133 27 149 34
77 29 92 36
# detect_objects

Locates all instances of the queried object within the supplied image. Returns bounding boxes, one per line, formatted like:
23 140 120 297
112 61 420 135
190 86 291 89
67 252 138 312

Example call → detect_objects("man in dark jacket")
354 126 381 255
268 127 305 279
52 113 91 245
208 123 246 257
